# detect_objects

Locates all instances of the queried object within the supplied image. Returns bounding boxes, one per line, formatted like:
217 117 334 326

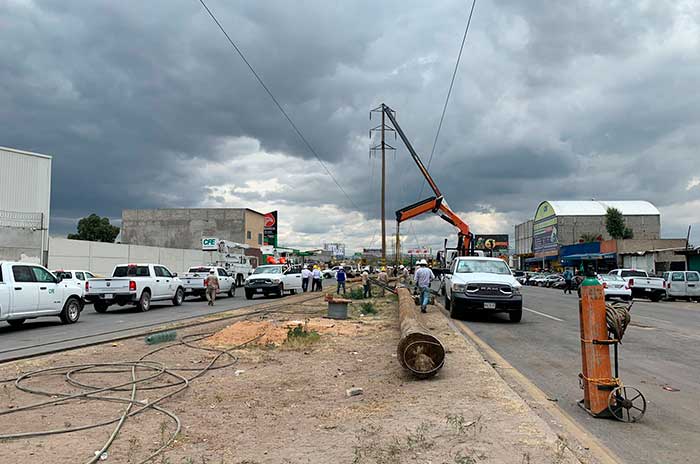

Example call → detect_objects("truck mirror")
171 272 178 277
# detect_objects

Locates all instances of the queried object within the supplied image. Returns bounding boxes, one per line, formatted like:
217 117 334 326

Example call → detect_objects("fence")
0 209 44 263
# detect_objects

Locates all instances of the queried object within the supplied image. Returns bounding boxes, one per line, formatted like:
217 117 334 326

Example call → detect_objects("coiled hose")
606 300 632 342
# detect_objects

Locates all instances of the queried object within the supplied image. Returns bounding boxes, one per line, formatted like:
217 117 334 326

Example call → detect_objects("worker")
301 265 311 292
399 265 409 284
414 259 435 313
312 265 322 292
336 266 347 295
205 269 220 306
377 266 388 296
563 268 574 294
361 268 371 298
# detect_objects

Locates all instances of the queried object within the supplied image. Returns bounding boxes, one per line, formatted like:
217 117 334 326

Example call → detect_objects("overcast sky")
2 0 699 252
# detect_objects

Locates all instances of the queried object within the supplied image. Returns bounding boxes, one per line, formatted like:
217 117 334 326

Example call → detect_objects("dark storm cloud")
1 0 699 243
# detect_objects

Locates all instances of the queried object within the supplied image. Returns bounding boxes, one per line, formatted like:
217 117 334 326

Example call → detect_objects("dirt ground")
0 290 580 464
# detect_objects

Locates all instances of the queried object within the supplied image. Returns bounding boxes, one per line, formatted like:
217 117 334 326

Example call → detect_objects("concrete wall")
557 215 660 246
48 237 210 276
615 239 686 254
244 209 265 248
0 226 42 263
121 208 262 250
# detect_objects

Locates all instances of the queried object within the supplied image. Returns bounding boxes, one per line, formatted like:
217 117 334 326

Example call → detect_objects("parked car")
0 261 84 327
84 263 184 313
543 274 564 288
598 274 632 300
529 273 549 286
443 257 523 322
52 269 97 297
608 269 666 302
181 266 236 300
664 271 700 301
244 264 303 299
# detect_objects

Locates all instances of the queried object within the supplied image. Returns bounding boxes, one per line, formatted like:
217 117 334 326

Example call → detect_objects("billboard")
407 248 431 256
533 202 558 257
263 211 278 247
473 235 509 255
362 248 382 258
324 242 346 258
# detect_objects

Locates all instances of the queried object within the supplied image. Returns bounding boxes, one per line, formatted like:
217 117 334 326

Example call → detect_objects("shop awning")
561 252 616 261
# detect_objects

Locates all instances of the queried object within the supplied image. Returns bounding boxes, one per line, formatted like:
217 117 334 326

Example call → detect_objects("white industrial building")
0 146 52 264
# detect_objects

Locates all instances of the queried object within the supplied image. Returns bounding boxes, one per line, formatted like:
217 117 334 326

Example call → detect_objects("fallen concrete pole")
396 287 445 379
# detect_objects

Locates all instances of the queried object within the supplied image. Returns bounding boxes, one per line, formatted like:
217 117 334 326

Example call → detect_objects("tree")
579 233 600 243
605 208 633 240
68 214 120 243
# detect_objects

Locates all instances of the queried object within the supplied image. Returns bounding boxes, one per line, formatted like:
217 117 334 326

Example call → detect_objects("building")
0 147 52 264
514 220 534 269
120 208 266 251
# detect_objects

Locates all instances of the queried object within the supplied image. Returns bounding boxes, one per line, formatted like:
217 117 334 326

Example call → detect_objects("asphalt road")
457 285 700 464
0 287 329 362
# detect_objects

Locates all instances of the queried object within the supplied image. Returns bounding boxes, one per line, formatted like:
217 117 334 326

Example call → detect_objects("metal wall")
0 147 52 263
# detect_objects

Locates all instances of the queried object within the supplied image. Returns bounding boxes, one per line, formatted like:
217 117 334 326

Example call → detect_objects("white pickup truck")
0 261 84 327
181 266 236 300
85 263 184 313
608 269 666 302
243 264 303 299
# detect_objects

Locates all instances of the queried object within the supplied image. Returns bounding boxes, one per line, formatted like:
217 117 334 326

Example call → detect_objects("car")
181 266 236 300
244 264 303 299
52 269 97 297
664 271 700 301
84 263 185 313
598 274 632 300
443 256 523 322
0 261 84 327
529 273 549 286
543 274 564 288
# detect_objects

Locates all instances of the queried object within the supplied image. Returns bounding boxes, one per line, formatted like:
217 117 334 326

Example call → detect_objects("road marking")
523 307 564 322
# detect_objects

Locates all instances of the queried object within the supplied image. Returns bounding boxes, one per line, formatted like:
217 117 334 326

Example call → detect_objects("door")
217 268 232 292
10 265 39 315
669 272 686 297
283 266 303 290
686 272 700 298
154 266 174 299
32 266 62 314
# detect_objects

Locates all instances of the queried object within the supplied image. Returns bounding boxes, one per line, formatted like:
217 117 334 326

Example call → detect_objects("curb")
438 303 621 464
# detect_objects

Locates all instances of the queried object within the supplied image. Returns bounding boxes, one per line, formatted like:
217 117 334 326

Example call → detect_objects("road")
456 285 700 464
0 287 330 363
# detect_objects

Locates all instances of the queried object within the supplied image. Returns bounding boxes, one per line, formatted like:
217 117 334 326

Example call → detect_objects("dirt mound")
204 318 362 348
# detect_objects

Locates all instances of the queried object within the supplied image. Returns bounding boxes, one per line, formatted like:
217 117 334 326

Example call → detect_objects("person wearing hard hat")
377 266 388 296
398 264 409 284
312 265 322 292
205 269 220 306
301 264 312 292
414 259 435 313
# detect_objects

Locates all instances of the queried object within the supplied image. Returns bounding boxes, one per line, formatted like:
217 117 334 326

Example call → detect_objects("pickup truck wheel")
509 309 523 323
7 319 25 327
138 291 151 312
228 285 235 298
60 297 82 324
94 301 109 313
444 294 451 311
277 285 284 297
245 289 253 300
649 293 662 303
172 287 184 306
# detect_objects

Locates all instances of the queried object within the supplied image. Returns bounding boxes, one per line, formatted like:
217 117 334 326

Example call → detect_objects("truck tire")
138 290 151 312
649 292 662 302
277 284 284 298
7 319 25 327
94 301 109 313
245 289 253 300
172 287 184 306
509 309 523 323
60 297 82 324
228 284 235 298
444 294 451 312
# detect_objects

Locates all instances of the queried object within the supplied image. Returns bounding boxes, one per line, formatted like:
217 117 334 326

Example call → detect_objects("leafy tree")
605 208 633 240
579 233 600 243
68 214 120 243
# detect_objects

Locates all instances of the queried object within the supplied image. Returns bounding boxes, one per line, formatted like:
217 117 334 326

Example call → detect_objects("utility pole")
370 104 396 265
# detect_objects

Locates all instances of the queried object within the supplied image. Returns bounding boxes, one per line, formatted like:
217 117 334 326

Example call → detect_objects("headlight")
452 283 466 292
512 285 522 295
272 279 281 284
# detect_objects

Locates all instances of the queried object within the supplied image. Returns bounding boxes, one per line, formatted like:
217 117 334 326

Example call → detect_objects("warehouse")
120 208 266 251
0 146 52 264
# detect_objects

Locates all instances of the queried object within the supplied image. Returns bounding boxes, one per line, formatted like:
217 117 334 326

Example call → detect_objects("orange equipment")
381 104 473 257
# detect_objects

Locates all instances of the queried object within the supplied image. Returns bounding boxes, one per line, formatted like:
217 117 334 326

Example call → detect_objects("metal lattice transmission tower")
370 104 396 264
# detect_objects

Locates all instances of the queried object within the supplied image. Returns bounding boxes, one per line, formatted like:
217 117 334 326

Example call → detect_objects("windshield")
456 259 511 275
253 266 283 275
600 275 623 282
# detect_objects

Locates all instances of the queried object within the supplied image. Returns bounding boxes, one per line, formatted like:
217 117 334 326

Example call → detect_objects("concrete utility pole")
370 104 396 264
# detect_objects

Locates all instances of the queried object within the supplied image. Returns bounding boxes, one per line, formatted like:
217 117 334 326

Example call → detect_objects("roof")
543 201 659 217
0 146 52 160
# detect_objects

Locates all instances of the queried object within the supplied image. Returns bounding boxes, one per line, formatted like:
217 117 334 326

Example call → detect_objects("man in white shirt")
301 265 312 292
312 266 322 292
414 259 435 313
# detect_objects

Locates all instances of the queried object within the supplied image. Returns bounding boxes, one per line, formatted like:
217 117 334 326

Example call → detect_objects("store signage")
263 211 278 247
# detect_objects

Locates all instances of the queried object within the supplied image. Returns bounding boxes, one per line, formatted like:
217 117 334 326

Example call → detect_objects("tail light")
129 280 137 291
667 283 671 290
628 278 634 287
85 281 89 292
602 282 608 289
204 279 207 287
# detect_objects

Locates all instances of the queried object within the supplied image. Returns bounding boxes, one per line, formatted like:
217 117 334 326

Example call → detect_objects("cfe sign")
201 237 219 251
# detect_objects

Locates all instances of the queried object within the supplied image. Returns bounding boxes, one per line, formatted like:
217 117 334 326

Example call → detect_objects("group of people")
301 265 324 292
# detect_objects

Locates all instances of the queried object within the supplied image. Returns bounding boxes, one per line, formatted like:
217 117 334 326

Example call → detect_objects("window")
31 266 56 283
687 272 699 282
159 267 172 278
85 272 95 279
12 266 34 282
75 272 85 281
247 230 252 240
258 233 263 245
154 267 165 277
54 271 73 279
620 270 648 278
218 268 228 277
671 272 685 282
113 266 150 277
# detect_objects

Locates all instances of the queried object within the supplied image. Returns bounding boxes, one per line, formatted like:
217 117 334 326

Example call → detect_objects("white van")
664 271 700 301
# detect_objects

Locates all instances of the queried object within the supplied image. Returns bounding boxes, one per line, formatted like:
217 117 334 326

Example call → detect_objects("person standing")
361 269 371 298
205 269 220 306
312 266 322 292
336 267 347 295
414 259 435 313
563 268 574 294
377 267 388 296
301 265 311 292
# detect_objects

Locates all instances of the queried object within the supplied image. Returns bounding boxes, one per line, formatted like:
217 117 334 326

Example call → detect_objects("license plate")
104 294 113 299
484 302 496 309
645 288 651 292
256 289 262 293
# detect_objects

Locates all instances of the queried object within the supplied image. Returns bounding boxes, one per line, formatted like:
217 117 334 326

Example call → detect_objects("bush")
349 288 364 300
359 302 377 315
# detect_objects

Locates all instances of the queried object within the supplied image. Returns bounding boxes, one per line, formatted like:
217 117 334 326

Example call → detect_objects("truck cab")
0 261 84 327
243 264 302 299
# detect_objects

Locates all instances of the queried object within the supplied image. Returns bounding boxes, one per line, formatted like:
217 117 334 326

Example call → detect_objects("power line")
417 0 477 200
196 0 361 212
